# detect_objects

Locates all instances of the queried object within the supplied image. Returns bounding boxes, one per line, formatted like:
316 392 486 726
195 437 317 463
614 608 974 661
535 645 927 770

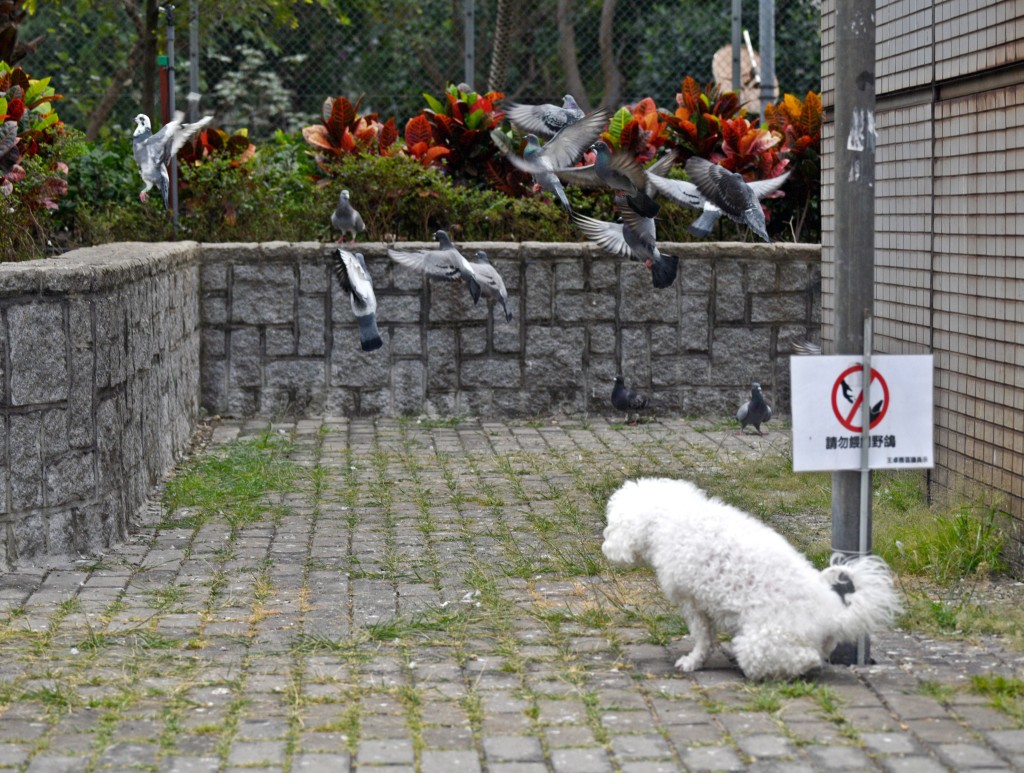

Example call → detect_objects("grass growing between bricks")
2 417 1023 772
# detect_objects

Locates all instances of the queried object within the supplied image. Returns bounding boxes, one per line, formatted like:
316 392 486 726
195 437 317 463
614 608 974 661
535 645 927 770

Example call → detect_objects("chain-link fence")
20 0 820 142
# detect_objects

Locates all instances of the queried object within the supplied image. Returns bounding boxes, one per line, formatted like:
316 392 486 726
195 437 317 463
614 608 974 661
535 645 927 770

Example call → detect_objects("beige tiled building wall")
822 0 1024 568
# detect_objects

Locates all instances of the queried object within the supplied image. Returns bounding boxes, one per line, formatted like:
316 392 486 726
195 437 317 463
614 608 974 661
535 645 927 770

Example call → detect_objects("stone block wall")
0 243 201 570
199 241 822 420
1 239 818 567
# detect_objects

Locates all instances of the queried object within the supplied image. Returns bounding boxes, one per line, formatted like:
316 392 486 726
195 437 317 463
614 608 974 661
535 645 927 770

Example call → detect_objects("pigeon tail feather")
356 314 383 352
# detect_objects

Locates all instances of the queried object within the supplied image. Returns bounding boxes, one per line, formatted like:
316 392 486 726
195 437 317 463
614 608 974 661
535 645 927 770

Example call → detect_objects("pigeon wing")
645 173 704 210
570 212 631 260
333 250 376 316
685 157 754 218
619 206 658 257
748 170 791 200
540 107 609 169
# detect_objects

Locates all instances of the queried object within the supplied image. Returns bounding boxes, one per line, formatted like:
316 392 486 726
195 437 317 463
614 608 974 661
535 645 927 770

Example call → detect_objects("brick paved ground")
1 417 1022 772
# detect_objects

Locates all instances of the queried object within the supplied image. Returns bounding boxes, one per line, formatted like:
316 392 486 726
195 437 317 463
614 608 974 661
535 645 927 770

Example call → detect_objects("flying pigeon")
387 230 478 283
331 249 383 352
497 107 609 214
132 111 212 207
592 140 659 218
466 250 513 322
790 338 823 356
570 201 679 289
736 382 772 435
331 189 366 243
611 376 652 424
503 94 585 139
684 156 789 242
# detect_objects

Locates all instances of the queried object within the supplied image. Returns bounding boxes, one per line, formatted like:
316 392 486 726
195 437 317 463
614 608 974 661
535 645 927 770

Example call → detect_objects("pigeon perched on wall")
684 157 789 242
504 94 584 139
331 189 366 243
132 112 212 207
496 107 609 214
611 376 652 424
571 202 679 289
332 249 383 352
466 251 513 323
388 230 478 283
736 382 772 435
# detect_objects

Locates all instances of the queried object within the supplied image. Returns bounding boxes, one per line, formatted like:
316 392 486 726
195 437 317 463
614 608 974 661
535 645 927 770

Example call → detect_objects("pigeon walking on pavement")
331 249 383 352
466 251 513 323
331 189 366 243
504 94 585 139
611 376 652 424
497 107 609 214
736 382 772 435
388 230 478 283
132 112 213 207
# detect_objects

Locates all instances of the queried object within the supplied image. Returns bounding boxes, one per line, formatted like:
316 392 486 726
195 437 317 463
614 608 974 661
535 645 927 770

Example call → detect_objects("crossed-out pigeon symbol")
831 365 889 432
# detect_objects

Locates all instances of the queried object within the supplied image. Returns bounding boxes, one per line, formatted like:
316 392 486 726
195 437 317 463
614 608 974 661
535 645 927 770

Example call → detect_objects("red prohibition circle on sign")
830 364 889 432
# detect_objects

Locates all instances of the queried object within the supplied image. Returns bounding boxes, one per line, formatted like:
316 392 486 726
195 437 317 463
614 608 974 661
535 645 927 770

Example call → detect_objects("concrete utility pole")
831 0 877 664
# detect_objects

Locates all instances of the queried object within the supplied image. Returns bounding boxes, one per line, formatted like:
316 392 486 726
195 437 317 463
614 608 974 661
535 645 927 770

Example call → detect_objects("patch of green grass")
968 674 1024 724
162 430 298 531
878 500 1008 585
918 680 956 704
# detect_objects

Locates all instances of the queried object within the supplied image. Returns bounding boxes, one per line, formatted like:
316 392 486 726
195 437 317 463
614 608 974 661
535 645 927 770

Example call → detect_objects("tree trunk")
556 0 589 111
598 0 623 109
86 39 146 141
486 0 517 93
85 1 145 141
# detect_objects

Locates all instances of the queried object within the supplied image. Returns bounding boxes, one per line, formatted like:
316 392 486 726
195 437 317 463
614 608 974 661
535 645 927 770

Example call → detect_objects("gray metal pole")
188 0 199 122
164 3 178 229
758 0 776 115
463 0 475 90
830 0 877 666
731 0 742 92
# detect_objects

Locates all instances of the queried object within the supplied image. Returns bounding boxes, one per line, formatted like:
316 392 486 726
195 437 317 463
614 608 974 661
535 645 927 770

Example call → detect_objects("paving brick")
420 750 482 773
550 747 614 773
483 736 544 762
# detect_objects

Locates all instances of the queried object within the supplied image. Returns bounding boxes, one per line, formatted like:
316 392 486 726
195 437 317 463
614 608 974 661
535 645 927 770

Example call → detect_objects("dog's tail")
822 554 902 640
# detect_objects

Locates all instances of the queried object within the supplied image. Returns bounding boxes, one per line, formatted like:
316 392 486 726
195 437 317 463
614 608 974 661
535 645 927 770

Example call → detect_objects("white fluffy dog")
602 477 901 680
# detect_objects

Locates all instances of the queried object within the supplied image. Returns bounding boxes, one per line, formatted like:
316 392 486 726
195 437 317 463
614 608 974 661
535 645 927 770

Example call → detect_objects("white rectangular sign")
790 354 934 472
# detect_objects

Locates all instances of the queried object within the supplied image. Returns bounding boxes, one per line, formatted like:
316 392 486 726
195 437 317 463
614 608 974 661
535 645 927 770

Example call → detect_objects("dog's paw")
674 653 703 672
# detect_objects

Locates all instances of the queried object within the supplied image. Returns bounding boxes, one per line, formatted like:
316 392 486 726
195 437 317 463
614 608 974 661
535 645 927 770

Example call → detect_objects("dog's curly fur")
603 477 902 680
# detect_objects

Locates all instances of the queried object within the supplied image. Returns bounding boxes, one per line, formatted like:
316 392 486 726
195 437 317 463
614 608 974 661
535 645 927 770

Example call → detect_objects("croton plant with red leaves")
303 95 399 174
404 84 517 189
0 63 67 209
602 97 669 163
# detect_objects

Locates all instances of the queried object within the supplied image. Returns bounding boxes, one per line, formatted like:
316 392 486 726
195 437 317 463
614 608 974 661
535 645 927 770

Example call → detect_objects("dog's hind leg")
733 634 823 680
674 599 716 672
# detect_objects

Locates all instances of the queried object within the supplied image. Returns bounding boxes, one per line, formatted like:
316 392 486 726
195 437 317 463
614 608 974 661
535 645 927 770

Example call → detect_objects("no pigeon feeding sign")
790 355 934 472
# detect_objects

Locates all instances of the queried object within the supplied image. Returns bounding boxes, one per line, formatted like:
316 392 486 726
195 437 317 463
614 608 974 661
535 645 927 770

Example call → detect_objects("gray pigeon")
592 140 659 218
332 249 383 352
497 107 609 214
611 376 651 424
132 112 212 207
736 382 772 434
570 201 678 289
504 94 584 139
466 250 513 322
331 189 366 243
684 156 788 242
388 230 478 283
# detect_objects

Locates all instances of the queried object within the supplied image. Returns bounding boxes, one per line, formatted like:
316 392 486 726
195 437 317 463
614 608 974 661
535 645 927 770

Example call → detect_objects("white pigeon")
331 189 366 243
466 250 513 322
132 111 212 207
332 249 383 352
387 230 478 283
